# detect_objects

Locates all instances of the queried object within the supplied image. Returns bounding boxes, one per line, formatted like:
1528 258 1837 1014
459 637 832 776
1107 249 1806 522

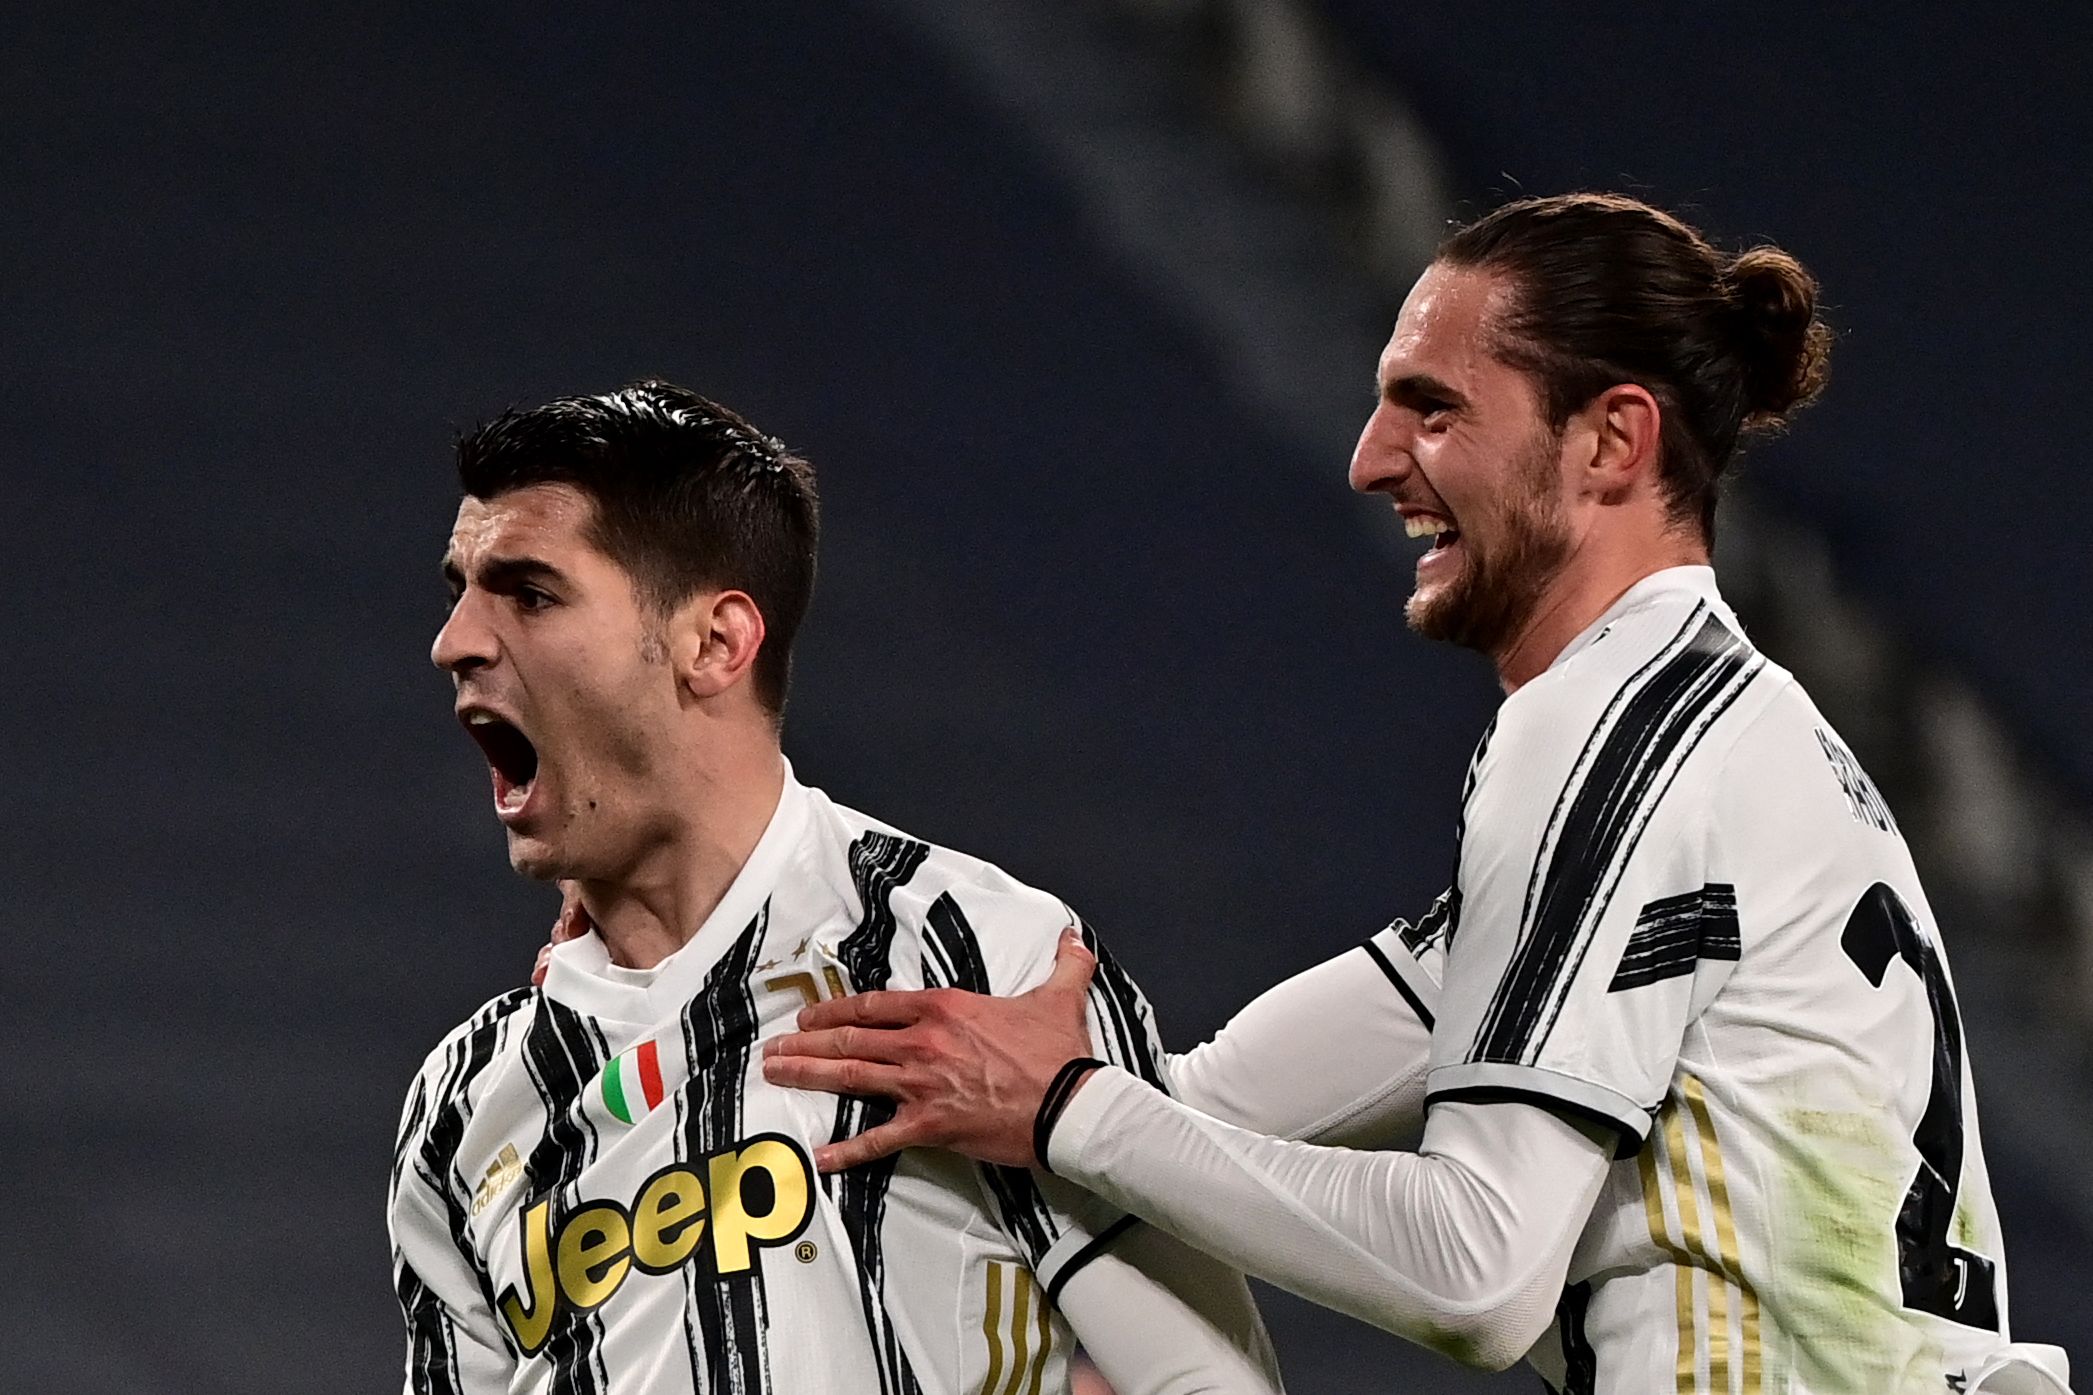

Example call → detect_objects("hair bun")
1724 246 1832 427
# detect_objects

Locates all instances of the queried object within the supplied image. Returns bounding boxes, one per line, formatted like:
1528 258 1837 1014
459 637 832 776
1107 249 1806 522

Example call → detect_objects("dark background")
5 3 2086 1391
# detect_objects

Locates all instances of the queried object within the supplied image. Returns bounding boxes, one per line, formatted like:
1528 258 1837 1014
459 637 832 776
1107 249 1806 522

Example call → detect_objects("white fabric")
1968 1345 2074 1394
1052 1076 1610 1370
1165 926 1438 1151
389 771 1281 1394
1068 568 2059 1392
1056 1222 1286 1394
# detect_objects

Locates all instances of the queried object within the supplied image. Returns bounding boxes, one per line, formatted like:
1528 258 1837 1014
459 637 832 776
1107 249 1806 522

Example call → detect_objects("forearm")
1048 1080 1608 1370
1167 927 1438 1148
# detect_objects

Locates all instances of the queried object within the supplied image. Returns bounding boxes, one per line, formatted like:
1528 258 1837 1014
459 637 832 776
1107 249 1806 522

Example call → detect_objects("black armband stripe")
1608 884 1740 991
1043 1214 1143 1308
1426 1083 1647 1161
1034 1057 1108 1174
1361 938 1435 1030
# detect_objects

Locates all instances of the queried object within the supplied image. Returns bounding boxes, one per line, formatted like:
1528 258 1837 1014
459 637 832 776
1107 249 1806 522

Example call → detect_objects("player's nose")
1348 405 1414 495
431 592 496 673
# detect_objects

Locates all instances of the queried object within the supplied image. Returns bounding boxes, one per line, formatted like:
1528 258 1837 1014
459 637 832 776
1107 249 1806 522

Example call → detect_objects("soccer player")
761 195 2075 1394
388 383 1282 1394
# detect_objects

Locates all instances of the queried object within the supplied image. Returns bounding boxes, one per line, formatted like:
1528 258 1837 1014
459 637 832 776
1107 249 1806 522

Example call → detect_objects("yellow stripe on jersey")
1666 1099 1730 1391
1025 1268 1052 1395
1639 1131 1699 1394
1007 1266 1033 1395
1642 1075 1765 1395
980 1262 1055 1395
982 1263 1007 1395
1685 1075 1763 1393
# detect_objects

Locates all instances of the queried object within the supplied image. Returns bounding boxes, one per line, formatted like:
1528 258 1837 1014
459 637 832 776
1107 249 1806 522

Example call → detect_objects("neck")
575 738 786 971
1491 534 1708 692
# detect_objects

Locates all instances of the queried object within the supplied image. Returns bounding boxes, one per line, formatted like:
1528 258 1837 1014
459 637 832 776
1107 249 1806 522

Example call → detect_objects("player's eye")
514 586 556 612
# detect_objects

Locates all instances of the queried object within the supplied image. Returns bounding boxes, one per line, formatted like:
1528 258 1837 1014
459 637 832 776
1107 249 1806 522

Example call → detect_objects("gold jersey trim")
1641 1073 1765 1394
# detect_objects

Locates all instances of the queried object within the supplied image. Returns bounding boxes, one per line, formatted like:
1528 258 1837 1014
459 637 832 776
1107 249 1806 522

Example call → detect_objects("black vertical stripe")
519 996 612 1394
1073 916 1166 1090
1473 610 1760 1065
1440 715 1497 953
1553 1281 1597 1395
826 833 931 1395
924 893 1065 1267
405 990 534 1351
678 908 776 1395
411 990 532 1196
397 1259 462 1395
922 892 990 992
393 1076 429 1193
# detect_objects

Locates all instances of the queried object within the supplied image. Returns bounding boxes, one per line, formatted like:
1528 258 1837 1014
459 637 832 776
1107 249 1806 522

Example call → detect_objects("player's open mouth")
1404 511 1461 562
463 710 541 819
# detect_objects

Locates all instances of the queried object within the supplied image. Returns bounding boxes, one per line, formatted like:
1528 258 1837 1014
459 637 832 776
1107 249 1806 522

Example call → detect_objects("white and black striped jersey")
1408 566 2018 1394
389 770 1268 1395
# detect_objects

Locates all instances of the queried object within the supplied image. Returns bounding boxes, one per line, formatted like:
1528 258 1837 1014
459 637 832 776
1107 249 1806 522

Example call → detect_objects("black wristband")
1033 1057 1107 1173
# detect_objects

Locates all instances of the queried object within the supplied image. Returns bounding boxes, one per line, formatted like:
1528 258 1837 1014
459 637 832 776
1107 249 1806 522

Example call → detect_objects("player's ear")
672 590 767 703
1577 383 1662 502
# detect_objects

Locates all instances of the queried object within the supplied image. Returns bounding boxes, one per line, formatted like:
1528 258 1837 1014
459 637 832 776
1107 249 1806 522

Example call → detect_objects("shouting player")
387 383 1281 1394
762 196 2075 1394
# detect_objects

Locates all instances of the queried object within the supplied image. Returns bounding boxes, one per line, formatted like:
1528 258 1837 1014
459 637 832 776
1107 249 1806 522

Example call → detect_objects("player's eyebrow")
443 554 570 596
1382 372 1469 411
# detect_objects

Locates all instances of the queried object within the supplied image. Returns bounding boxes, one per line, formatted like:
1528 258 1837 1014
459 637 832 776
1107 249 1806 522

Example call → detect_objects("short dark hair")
455 380 819 717
1439 193 1832 541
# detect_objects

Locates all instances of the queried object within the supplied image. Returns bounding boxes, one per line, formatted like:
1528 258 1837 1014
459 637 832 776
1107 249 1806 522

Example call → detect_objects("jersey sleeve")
388 1044 517 1394
910 868 1176 1293
918 870 1283 1389
1426 642 1750 1156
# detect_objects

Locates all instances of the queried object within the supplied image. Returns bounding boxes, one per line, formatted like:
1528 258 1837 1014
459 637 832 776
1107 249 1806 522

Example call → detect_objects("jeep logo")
498 1134 815 1354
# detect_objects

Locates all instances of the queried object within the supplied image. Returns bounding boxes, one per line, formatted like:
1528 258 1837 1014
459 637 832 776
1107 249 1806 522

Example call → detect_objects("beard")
1405 425 1572 655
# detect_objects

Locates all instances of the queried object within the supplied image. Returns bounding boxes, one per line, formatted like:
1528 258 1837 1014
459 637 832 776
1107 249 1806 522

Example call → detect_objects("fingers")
1043 926 1098 996
815 1119 925 1173
763 1025 916 1065
761 1053 910 1099
553 882 592 945
531 944 553 988
795 987 937 1032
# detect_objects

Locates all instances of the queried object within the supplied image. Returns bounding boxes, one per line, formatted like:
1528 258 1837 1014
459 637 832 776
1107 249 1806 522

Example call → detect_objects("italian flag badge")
601 1039 667 1124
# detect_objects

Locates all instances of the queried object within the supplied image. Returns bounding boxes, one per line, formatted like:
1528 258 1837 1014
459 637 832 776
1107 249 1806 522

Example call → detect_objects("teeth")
1403 515 1453 539
468 712 496 726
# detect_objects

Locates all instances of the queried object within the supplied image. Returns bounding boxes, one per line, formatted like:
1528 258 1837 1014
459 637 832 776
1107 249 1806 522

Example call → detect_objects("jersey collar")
541 760 811 1026
1549 565 1737 672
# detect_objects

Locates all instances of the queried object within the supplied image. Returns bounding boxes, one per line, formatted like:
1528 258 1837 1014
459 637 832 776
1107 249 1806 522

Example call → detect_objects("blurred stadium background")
6 2 2089 1390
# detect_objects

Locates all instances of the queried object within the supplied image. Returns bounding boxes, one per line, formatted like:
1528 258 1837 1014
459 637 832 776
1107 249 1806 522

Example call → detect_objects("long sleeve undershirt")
1049 1068 1612 1371
1164 937 1436 1150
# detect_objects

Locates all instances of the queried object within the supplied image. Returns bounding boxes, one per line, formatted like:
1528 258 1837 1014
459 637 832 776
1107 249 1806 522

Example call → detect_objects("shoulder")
1709 669 1906 845
1480 595 1776 811
901 844 1076 995
396 987 537 1148
806 788 1075 993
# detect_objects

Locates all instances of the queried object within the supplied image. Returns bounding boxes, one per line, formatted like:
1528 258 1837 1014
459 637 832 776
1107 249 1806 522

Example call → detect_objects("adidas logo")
471 1143 524 1216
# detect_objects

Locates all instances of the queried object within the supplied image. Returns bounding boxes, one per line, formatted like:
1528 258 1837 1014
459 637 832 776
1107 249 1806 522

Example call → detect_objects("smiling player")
388 382 1280 1395
761 196 2075 1395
